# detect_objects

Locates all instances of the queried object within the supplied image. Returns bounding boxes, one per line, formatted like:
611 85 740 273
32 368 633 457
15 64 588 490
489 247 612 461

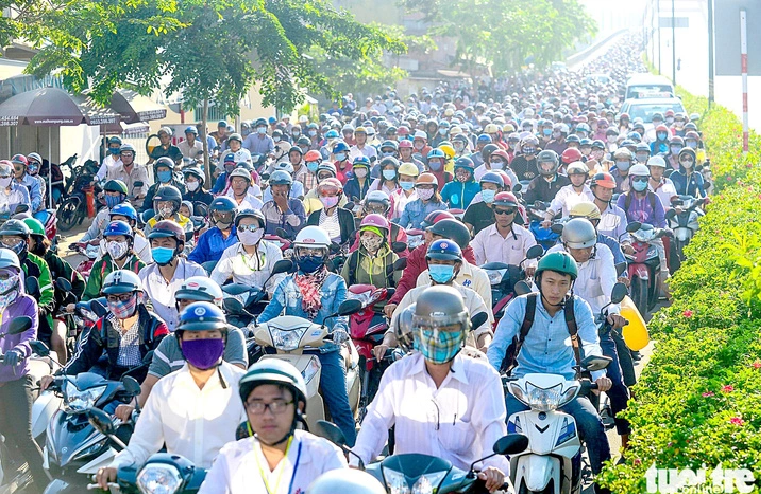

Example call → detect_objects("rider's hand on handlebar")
593 377 612 394
115 404 135 422
617 276 630 288
40 374 55 392
622 243 636 255
373 345 389 362
66 303 76 313
540 219 552 229
675 206 683 215
477 466 506 493
96 467 118 491
383 303 398 319
332 329 350 346
607 314 627 330
525 266 536 277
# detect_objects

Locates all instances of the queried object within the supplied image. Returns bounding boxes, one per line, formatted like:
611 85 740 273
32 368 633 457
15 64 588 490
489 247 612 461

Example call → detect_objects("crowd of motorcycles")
0 32 713 494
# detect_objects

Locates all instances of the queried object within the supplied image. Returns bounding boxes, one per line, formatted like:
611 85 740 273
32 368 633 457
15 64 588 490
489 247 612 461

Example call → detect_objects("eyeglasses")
245 400 293 414
494 208 517 215
106 293 134 302
237 224 261 233
679 157 695 163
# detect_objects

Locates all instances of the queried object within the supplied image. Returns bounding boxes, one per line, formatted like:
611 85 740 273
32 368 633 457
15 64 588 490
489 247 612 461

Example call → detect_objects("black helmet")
429 219 471 250
183 167 205 185
103 180 128 195
0 219 31 239
481 143 500 162
153 185 183 211
536 149 560 176
154 156 175 171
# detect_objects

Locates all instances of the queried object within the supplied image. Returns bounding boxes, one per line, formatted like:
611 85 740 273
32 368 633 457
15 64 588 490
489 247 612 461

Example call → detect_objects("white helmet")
628 163 650 177
647 156 666 169
175 276 223 308
293 225 331 249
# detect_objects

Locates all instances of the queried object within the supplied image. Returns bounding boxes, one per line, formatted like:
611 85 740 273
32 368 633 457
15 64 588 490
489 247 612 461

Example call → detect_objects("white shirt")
547 243 620 315
649 178 677 209
349 144 378 163
96 155 122 181
198 430 348 494
389 188 417 220
416 261 493 310
179 140 205 160
471 223 537 267
211 240 285 295
352 352 509 474
111 363 246 470
598 203 630 242
138 258 207 331
548 184 595 217
229 191 264 211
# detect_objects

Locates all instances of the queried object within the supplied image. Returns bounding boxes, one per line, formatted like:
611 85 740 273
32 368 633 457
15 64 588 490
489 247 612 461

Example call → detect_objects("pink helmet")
359 213 390 230
398 140 413 149
495 169 512 189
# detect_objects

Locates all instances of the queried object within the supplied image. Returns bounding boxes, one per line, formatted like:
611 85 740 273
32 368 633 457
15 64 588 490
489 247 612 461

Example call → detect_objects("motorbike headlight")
269 326 308 351
64 383 106 411
523 382 563 412
485 269 507 285
383 468 410 494
555 417 577 447
137 463 183 494
412 472 447 494
302 355 320 385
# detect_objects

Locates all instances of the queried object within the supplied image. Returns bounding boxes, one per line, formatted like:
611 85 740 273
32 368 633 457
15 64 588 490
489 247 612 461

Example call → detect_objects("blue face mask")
657 132 668 141
297 255 324 273
631 180 648 192
428 161 442 171
439 128 447 135
109 148 120 155
157 170 172 183
542 128 553 136
616 161 631 172
105 195 122 209
383 170 396 181
482 189 496 203
428 264 456 284
400 181 415 191
306 162 319 172
671 146 682 155
151 246 175 265
335 153 346 162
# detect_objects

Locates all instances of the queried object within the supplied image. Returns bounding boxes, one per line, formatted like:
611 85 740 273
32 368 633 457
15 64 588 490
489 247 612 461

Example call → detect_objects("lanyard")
255 436 299 494
240 250 264 272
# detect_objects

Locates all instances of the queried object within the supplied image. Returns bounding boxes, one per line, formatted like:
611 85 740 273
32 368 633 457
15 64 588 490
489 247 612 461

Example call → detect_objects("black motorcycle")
57 159 101 232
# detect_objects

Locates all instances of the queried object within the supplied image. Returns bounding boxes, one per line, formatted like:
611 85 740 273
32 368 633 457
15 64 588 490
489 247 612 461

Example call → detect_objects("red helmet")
685 131 700 141
669 135 684 146
11 154 28 167
655 124 670 134
494 170 512 189
490 149 510 162
619 112 630 121
664 109 676 117
590 171 616 189
304 150 322 162
399 140 413 149
492 192 520 208
561 147 583 165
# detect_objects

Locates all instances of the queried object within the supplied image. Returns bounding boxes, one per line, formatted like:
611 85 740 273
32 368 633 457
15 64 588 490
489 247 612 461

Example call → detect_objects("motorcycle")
526 202 561 251
480 244 544 328
505 355 612 494
665 195 706 270
70 239 102 280
623 222 669 317
405 227 425 252
57 159 101 232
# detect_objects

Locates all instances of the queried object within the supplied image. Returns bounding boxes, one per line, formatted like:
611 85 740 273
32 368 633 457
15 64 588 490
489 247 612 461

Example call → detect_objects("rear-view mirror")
313 420 346 446
470 312 488 330
514 280 532 296
90 298 108 318
492 434 529 456
391 241 407 254
337 299 362 316
25 276 39 296
30 341 50 357
272 259 295 275
87 408 116 436
610 282 628 304
223 297 244 315
8 316 33 335
582 355 612 372
526 244 544 260
122 376 142 396
626 221 642 233
54 277 72 292
551 223 564 235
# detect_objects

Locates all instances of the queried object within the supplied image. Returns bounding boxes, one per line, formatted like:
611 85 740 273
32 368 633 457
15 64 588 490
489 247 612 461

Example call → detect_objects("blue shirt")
440 180 480 209
486 294 605 381
395 198 448 229
17 174 41 212
597 233 626 268
670 170 706 198
188 226 238 263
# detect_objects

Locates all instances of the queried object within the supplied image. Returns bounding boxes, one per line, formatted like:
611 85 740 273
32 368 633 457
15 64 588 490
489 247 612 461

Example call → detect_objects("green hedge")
598 90 761 492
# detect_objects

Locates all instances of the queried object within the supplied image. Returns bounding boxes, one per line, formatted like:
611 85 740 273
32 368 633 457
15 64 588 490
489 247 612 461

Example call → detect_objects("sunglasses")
494 208 517 215
679 157 695 163
237 224 261 233
631 177 649 183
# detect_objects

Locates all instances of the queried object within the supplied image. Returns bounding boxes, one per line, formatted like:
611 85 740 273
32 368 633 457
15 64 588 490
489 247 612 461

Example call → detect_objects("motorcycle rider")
397 172 447 229
41 270 169 392
617 164 667 227
353 287 508 493
212 152 242 195
12 154 42 213
261 170 306 237
441 157 479 209
509 135 540 182
0 249 47 494
610 147 634 193
341 214 400 294
471 192 537 266
389 162 419 220
463 171 506 235
0 160 31 217
306 178 356 244
147 127 182 165
486 252 612 489
143 184 194 237
344 156 372 203
226 167 264 210
589 171 632 251
198 360 348 494
107 143 149 207
25 152 47 212
670 148 707 198
96 136 123 181
257 225 356 446
647 156 678 209
543 161 595 222
211 209 285 294
81 179 130 242
523 149 571 205
84 220 147 299
568 202 628 273
96 301 246 489
183 166 214 206
188 196 239 264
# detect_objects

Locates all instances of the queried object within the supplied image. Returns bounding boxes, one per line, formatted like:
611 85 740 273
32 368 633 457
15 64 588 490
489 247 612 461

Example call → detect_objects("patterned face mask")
360 235 384 253
107 293 138 319
417 327 463 364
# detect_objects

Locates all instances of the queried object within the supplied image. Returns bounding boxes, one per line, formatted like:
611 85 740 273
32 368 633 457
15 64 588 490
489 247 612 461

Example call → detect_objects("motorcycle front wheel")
57 198 81 232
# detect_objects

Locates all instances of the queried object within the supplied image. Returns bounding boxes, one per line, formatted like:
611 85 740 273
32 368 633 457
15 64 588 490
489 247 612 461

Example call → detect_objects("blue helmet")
575 123 590 133
453 157 475 172
269 169 293 186
476 134 492 143
426 148 445 160
352 156 371 169
479 171 505 188
103 220 133 239
579 138 592 147
332 141 350 154
109 203 138 223
426 238 462 262
184 126 198 135
627 131 642 142
324 129 339 139
209 196 237 213
178 301 227 332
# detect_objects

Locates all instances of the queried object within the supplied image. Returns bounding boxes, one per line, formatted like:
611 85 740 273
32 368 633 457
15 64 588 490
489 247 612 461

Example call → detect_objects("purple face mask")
181 338 224 369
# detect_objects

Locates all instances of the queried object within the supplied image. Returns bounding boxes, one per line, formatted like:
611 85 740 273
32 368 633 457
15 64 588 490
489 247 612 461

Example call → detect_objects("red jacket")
388 242 476 304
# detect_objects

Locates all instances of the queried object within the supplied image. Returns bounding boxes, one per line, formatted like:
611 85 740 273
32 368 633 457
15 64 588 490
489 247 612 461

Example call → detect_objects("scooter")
405 227 425 252
506 355 612 494
70 239 102 280
665 195 706 268
623 222 669 317
526 201 560 251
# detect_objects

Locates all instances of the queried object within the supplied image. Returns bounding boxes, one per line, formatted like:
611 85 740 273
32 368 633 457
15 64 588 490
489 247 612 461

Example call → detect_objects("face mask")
414 142 425 150
0 274 18 296
257 127 267 134
671 146 682 155
106 240 130 259
224 164 236 174
481 189 496 203
489 160 504 170
417 188 434 201
0 177 12 188
105 195 121 209
187 181 200 191
666 117 675 124
381 151 394 159
308 130 317 137
542 128 553 136
181 338 224 370
616 161 630 172
6 240 25 256
439 129 447 135
320 196 340 209
428 263 455 283
636 153 649 163
107 293 138 319
306 162 319 172
109 148 120 155
455 171 470 183
292 131 301 138
335 153 346 162
383 169 396 181
400 181 415 191
159 206 174 218
631 180 648 191
656 132 667 141
428 161 441 171
360 235 384 253
273 136 281 143
354 168 368 179
607 135 617 143
238 228 264 246
297 255 324 273
418 327 463 364
151 246 175 265
686 141 697 149
157 171 172 183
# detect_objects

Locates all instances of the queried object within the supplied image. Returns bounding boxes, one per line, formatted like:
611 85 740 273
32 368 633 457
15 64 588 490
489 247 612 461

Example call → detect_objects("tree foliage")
400 0 597 75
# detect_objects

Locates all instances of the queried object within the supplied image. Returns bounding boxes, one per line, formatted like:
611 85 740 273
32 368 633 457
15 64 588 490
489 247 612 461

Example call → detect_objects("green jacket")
341 244 400 290
83 254 146 301
44 250 85 311
21 252 55 330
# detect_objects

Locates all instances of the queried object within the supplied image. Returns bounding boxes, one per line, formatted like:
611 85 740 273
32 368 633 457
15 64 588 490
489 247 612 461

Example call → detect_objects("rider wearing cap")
198 360 348 494
96 302 246 489
106 144 149 207
353 287 508 493
188 197 239 264
471 192 537 266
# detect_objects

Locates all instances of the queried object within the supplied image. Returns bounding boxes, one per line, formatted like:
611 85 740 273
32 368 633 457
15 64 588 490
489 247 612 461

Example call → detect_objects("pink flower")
729 417 745 425
753 361 761 369
702 391 715 398
683 310 694 318
634 458 642 466
722 385 734 393
747 163 753 168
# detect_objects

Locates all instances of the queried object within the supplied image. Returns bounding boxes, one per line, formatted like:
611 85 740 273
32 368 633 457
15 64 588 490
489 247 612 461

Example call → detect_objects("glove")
332 329 350 346
2 349 21 367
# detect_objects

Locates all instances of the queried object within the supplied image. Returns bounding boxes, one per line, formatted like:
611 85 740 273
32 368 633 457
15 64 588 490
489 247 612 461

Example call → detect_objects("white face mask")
106 240 129 259
257 127 267 134
354 168 368 179
0 177 12 188
186 181 200 191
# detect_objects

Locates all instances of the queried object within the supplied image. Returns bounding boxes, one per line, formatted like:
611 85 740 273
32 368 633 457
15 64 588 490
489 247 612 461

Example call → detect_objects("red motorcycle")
623 222 670 317
70 239 101 280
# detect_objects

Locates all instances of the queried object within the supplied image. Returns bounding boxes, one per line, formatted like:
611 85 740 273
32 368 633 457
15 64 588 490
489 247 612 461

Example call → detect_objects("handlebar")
87 483 120 491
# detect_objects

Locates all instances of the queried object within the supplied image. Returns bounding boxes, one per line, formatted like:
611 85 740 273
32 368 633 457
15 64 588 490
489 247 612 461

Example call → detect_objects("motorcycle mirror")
121 376 142 397
223 297 244 315
343 202 355 211
329 242 341 255
90 298 108 318
665 209 677 220
30 341 50 357
54 277 72 293
8 315 33 335
514 280 532 296
391 241 407 254
87 408 116 436
272 258 295 275
392 258 407 271
581 354 612 372
511 183 523 193
550 223 564 235
610 282 627 304
533 201 545 210
337 298 362 316
134 181 144 188
470 312 488 330
235 421 252 440
526 244 544 260
14 204 29 214
626 221 642 233
141 209 155 223
313 420 346 446
492 434 529 456
615 262 626 276
202 260 218 276
275 227 289 239
185 232 194 242
25 276 39 296
260 173 270 182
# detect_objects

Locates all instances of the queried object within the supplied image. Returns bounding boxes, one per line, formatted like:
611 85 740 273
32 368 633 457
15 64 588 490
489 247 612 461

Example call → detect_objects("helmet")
269 170 293 186
304 150 322 162
613 148 633 161
560 147 582 164
591 140 605 150
579 139 592 147
379 157 399 170
239 359 308 411
628 164 650 177
438 143 455 160
102 269 143 294
103 220 133 239
316 162 337 177
234 208 266 228
398 139 413 149
380 140 399 151
294 225 331 249
479 171 505 188
324 129 339 139
411 286 470 339
416 172 438 187
685 131 700 141
561 218 597 249
627 131 642 142
316 178 343 196
183 167 205 185
453 157 475 172
178 301 227 332
636 142 651 153
536 251 578 280
184 126 198 135
274 162 295 175
678 147 696 163
566 134 580 144
154 156 175 170
0 249 20 271
569 202 602 220
210 196 237 215
308 471 385 494
120 143 136 154
590 171 616 189
365 190 391 209
110 203 138 223
566 161 588 175
176 277 224 307
647 156 667 169
229 167 252 182
484 123 500 134
421 210 455 228
426 148 445 161
228 133 243 144
481 144 500 162
352 156 371 169
669 135 684 146
332 141 350 154
153 185 183 209
536 149 560 176
429 219 471 250
11 154 28 167
359 214 390 234
103 180 128 195
492 192 520 208
426 238 462 262
0 219 30 238
147 220 186 243
22 217 45 237
398 162 420 177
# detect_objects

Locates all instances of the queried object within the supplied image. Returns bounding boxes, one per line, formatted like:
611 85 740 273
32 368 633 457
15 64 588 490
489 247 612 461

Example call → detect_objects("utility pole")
671 0 676 85
707 0 715 108
657 0 662 74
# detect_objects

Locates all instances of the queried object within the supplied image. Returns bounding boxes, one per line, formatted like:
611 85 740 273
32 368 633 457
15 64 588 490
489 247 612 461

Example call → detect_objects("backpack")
623 189 657 213
499 293 583 375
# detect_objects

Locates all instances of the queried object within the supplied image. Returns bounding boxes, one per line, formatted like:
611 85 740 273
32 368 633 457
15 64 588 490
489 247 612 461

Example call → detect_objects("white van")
625 74 675 99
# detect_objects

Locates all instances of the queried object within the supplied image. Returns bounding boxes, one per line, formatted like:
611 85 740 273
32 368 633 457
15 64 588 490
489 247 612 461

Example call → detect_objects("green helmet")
23 217 46 237
535 251 578 280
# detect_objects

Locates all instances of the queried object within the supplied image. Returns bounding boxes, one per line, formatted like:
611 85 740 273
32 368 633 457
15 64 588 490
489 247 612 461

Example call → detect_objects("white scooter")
505 355 611 494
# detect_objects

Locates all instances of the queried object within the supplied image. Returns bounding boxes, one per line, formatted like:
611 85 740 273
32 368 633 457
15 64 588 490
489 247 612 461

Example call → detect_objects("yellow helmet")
438 144 455 160
449 126 462 136
398 162 420 177
503 124 515 133
443 108 455 117
569 202 602 221
484 123 500 134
